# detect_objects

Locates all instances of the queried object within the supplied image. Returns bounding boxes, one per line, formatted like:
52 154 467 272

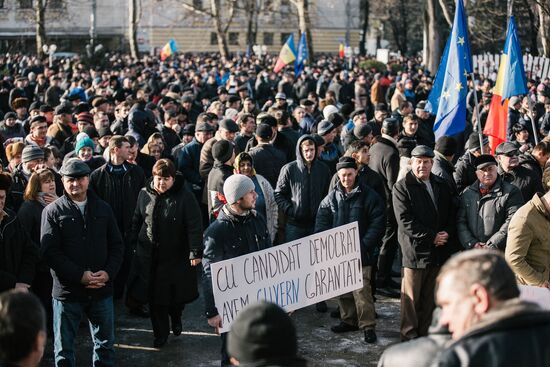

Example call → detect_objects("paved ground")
41 285 401 366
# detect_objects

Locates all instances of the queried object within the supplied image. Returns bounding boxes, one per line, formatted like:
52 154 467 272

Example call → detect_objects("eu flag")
295 32 308 77
428 0 473 139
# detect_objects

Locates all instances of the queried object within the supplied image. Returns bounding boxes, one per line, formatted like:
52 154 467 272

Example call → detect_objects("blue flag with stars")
428 0 473 139
295 32 308 77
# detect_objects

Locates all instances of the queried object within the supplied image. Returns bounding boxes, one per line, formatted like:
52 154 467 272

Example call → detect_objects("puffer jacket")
457 178 523 250
202 205 271 317
315 182 386 266
274 135 331 228
434 299 550 367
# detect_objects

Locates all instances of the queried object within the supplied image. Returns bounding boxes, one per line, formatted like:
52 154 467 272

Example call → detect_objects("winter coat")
207 162 233 218
41 190 124 302
200 134 238 181
9 164 29 212
202 205 271 317
160 125 181 154
434 299 550 367
90 162 146 238
136 151 156 178
315 182 386 266
275 135 331 228
368 136 400 206
432 152 458 196
0 209 39 292
454 151 478 194
249 143 287 188
505 193 550 286
519 153 543 179
245 131 296 163
46 122 73 148
393 172 459 269
457 178 523 250
330 165 386 203
128 174 202 306
498 165 543 204
177 137 204 196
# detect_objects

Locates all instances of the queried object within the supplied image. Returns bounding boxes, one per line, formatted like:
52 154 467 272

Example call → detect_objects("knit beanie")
21 145 44 163
223 174 255 205
336 156 357 171
75 136 95 154
227 302 298 364
212 140 234 163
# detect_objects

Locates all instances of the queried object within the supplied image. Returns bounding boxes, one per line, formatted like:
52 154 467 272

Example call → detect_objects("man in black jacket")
316 157 385 343
434 249 550 367
248 123 286 188
393 145 458 341
0 172 38 293
90 135 146 306
41 158 124 367
369 118 401 296
454 133 490 193
275 134 331 242
432 136 458 196
202 174 271 366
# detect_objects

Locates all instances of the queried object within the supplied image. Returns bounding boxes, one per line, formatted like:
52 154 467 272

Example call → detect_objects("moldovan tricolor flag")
339 42 345 58
160 39 177 61
274 35 296 73
483 16 528 152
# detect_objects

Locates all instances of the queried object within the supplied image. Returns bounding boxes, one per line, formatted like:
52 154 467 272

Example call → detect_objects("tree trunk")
128 0 139 59
35 0 46 57
523 0 539 55
211 0 230 57
294 0 314 58
426 0 441 74
245 0 257 52
538 3 550 57
423 6 430 69
400 0 408 54
359 0 369 55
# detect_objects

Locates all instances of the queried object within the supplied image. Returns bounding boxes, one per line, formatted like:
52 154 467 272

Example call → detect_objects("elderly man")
457 155 523 251
496 142 544 203
505 188 550 287
393 145 458 341
435 250 550 366
316 157 385 343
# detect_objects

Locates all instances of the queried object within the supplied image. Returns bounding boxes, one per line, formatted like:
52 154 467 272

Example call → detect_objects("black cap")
219 118 239 133
336 156 357 171
467 133 489 151
182 124 195 135
317 120 335 136
416 101 427 110
212 140 234 163
73 102 90 114
256 123 273 140
98 127 112 138
435 136 458 157
4 112 16 120
196 122 214 132
228 95 241 104
353 124 372 139
182 95 194 103
29 101 41 111
327 112 344 127
39 104 54 113
495 142 519 156
300 99 315 107
411 145 435 158
474 154 497 170
55 104 73 115
382 118 399 136
59 158 91 178
82 126 99 140
311 133 325 147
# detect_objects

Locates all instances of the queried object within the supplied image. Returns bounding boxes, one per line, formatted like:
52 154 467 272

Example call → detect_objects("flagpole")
470 73 485 149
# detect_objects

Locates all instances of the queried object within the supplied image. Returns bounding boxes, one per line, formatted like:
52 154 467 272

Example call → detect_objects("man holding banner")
315 156 386 343
202 174 271 366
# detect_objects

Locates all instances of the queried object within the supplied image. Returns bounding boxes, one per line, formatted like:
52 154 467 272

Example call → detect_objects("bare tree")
289 0 314 57
243 0 262 52
425 0 442 73
182 0 236 57
359 0 369 55
535 0 550 56
35 0 48 57
128 0 140 58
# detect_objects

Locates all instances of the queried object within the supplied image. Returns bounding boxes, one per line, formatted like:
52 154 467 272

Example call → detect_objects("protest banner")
210 222 363 333
519 285 550 310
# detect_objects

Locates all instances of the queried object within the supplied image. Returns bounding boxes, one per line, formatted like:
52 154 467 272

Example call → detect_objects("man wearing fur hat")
202 174 271 366
11 97 29 122
0 172 38 293
0 111 26 143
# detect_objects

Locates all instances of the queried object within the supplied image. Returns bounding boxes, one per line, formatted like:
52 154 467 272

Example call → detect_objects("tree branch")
533 0 550 17
438 0 452 27
222 0 236 34
181 2 214 17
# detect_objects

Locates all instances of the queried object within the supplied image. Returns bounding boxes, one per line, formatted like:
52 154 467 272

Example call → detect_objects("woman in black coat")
128 159 203 348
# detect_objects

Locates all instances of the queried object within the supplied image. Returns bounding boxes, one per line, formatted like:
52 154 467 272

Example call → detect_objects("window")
228 32 239 46
263 32 274 46
192 0 202 9
210 32 217 45
19 0 32 8
49 0 63 9
0 0 4 9
280 32 292 45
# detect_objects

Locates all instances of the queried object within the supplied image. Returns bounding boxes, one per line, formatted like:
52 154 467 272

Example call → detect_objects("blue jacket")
177 137 204 194
41 190 124 302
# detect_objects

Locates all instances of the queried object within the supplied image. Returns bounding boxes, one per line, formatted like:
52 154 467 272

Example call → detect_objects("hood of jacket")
295 134 317 170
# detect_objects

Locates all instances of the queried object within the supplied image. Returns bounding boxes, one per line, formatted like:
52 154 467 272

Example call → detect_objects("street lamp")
42 44 57 68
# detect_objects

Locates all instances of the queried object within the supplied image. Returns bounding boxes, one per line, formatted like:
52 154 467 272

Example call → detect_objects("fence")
472 54 550 81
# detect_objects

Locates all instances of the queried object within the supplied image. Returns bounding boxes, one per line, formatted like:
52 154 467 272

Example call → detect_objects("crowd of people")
0 51 550 367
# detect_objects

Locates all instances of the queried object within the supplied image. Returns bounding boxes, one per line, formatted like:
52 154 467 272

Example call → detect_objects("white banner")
210 222 363 333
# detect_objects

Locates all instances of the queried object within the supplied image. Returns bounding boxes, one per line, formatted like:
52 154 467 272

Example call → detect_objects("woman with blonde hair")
141 132 167 161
